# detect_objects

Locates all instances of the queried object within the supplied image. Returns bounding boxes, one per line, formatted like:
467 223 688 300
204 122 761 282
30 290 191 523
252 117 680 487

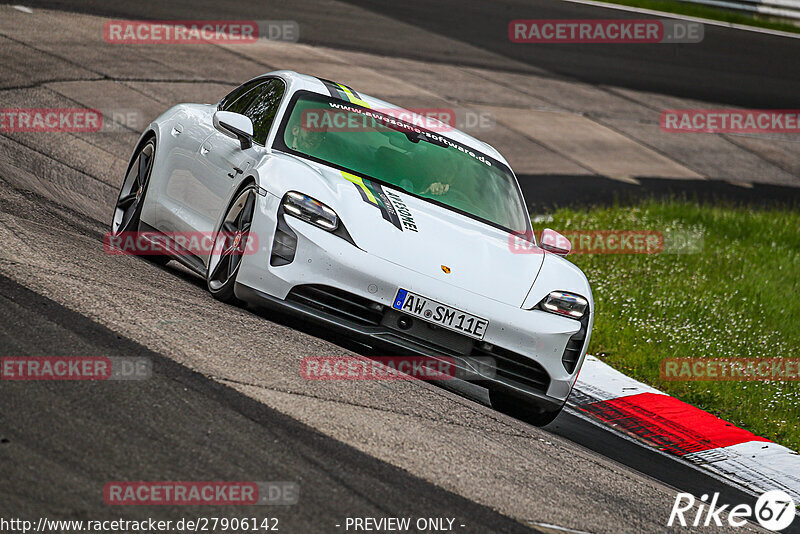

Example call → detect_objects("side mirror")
213 111 254 150
540 228 571 256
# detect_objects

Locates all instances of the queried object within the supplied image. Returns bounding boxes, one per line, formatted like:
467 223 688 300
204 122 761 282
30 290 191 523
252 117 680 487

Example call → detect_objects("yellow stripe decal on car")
337 83 370 108
317 77 370 109
342 171 377 204
341 171 403 231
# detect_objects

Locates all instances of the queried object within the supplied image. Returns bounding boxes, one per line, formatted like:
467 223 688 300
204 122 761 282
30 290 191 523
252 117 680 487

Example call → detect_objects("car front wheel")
207 183 257 303
110 137 168 265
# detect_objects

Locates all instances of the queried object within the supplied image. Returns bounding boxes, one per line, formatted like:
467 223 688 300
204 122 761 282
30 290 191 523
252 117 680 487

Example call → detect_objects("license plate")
392 289 489 340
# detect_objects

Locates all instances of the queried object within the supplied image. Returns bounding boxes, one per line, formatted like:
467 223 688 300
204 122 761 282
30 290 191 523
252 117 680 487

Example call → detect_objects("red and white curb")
570 355 800 501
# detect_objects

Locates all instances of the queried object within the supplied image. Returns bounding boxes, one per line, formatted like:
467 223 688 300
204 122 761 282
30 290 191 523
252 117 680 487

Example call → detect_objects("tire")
489 390 563 427
110 137 169 266
207 183 257 304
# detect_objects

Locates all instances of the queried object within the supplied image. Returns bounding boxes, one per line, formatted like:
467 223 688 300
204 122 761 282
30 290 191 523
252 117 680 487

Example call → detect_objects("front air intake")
270 207 297 267
562 311 590 373
286 285 383 326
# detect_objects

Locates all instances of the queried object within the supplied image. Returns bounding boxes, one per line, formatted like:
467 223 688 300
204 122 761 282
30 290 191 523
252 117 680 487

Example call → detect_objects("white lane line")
530 521 596 534
12 5 33 13
559 0 800 39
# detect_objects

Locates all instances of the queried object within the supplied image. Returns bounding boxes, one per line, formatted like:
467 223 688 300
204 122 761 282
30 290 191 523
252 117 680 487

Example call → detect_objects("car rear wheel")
489 390 563 427
110 137 168 265
207 184 257 304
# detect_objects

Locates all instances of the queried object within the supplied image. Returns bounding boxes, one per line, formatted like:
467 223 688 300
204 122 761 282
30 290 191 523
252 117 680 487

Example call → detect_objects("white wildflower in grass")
543 199 800 452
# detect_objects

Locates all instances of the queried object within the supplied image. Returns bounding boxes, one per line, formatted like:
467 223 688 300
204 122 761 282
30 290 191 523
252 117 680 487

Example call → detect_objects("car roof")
251 70 509 167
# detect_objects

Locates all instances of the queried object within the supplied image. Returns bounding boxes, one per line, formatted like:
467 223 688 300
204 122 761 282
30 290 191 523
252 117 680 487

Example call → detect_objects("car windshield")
274 91 531 233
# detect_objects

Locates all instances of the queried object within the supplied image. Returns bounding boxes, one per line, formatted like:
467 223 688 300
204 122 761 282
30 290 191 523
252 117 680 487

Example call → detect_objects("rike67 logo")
669 490 796 531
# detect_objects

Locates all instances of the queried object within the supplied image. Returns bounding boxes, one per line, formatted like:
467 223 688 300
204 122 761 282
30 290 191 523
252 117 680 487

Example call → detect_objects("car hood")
325 169 544 307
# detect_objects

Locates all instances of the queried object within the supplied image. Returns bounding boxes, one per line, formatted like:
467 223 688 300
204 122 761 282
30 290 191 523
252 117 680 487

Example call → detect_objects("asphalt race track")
19 0 800 108
0 1 797 533
0 274 542 533
18 0 800 206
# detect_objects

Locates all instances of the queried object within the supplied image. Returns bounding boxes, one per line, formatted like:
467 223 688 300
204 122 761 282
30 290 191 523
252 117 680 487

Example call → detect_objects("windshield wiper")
404 130 448 148
375 115 449 148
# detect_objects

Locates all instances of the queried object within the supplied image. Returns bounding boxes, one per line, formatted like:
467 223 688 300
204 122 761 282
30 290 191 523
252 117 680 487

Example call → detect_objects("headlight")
539 291 588 319
282 192 339 231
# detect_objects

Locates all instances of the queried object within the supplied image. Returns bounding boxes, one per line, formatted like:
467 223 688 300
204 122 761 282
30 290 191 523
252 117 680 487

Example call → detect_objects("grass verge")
545 199 800 452
592 0 800 34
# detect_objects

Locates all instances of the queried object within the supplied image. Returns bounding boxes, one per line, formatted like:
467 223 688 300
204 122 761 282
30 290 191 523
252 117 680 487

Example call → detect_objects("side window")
218 78 286 145
218 79 263 113
242 79 286 145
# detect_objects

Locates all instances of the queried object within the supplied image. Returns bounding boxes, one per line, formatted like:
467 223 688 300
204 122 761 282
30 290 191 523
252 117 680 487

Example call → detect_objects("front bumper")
235 192 588 407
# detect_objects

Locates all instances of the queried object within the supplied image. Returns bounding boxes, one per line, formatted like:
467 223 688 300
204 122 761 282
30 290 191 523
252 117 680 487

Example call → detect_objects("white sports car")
111 70 593 425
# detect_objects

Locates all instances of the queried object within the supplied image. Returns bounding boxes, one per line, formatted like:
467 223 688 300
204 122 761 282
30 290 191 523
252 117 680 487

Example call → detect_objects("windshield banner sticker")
326 101 492 167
